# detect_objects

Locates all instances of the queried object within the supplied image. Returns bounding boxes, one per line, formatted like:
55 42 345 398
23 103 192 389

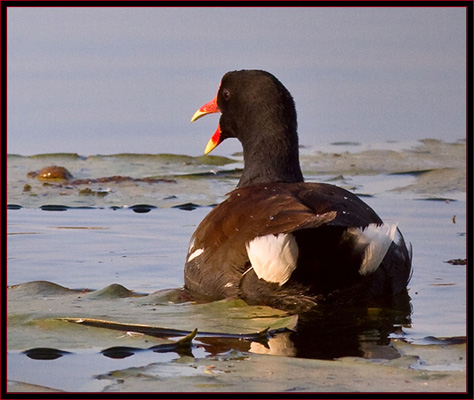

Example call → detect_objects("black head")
216 70 298 146
192 69 304 187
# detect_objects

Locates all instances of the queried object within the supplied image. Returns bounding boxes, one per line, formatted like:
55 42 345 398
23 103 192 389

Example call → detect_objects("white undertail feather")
346 223 398 275
246 233 299 286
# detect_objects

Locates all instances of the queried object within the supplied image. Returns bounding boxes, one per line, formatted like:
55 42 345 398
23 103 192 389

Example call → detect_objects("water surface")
6 139 467 392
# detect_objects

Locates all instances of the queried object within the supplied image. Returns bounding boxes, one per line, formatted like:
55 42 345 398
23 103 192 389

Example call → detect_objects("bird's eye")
222 88 231 101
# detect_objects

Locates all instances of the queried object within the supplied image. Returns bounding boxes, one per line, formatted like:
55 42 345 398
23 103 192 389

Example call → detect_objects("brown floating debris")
27 166 177 185
445 259 467 266
60 317 273 342
70 176 177 185
27 165 73 181
78 187 109 197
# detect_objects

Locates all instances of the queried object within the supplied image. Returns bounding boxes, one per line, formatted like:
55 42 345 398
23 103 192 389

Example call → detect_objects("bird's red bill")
190 96 219 122
191 93 223 154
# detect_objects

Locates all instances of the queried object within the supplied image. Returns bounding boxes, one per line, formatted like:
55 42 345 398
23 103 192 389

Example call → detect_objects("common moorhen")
185 70 412 312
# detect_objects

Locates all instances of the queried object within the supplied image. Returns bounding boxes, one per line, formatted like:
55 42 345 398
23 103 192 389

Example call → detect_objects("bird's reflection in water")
196 294 412 361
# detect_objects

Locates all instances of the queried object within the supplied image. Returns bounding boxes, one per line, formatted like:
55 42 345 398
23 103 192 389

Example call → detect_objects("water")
6 139 467 392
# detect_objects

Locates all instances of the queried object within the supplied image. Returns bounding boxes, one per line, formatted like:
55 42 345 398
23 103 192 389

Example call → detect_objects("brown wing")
293 183 383 226
184 182 378 299
189 183 346 255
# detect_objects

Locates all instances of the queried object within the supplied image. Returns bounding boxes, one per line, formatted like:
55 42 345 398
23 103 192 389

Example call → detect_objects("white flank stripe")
348 223 398 276
246 233 299 286
187 248 204 262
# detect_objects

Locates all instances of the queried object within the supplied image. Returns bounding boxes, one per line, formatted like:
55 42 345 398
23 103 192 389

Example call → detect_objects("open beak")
190 95 223 155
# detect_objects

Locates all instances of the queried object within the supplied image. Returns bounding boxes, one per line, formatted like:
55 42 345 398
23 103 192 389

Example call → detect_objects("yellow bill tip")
204 138 218 155
203 126 222 155
190 109 207 123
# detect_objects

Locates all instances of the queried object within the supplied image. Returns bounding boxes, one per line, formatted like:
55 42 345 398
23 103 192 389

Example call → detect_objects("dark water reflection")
289 300 412 360
196 295 412 361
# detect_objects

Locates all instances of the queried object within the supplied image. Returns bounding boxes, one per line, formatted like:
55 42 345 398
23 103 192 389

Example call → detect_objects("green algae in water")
29 153 86 160
7 140 466 209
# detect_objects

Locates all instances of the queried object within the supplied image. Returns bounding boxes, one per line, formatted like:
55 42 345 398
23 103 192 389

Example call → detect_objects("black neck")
237 127 304 188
